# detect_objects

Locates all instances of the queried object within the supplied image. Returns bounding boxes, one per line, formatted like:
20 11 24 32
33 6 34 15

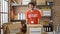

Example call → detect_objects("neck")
30 9 34 12
32 8 34 10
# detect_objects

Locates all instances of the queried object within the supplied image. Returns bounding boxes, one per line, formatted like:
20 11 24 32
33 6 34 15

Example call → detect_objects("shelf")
12 4 51 7
37 5 51 6
42 16 51 17
12 4 21 7
11 20 26 22
21 5 51 7
12 5 28 7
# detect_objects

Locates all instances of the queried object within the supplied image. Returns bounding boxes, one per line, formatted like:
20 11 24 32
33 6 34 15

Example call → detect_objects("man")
26 2 42 24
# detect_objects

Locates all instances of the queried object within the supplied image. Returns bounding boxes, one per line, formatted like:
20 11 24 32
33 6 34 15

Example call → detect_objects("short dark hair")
28 2 36 6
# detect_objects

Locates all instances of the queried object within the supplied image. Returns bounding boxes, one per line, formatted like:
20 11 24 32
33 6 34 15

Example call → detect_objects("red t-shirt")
26 10 42 24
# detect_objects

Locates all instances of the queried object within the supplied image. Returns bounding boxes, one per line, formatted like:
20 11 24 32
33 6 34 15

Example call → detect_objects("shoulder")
25 10 30 14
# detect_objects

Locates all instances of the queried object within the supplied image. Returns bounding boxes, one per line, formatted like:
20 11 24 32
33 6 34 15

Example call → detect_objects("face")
28 4 34 10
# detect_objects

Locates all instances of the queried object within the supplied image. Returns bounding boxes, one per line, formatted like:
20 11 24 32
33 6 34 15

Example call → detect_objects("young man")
26 2 42 24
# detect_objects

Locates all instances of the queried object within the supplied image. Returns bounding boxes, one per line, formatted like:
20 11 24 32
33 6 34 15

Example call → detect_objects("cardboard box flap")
2 23 12 30
8 23 22 31
27 24 43 34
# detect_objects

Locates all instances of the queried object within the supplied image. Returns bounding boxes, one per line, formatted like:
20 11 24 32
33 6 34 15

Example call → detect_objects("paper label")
31 21 34 24
43 10 51 16
30 28 41 34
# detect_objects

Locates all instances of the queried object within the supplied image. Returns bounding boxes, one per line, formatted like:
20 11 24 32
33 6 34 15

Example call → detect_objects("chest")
28 12 38 18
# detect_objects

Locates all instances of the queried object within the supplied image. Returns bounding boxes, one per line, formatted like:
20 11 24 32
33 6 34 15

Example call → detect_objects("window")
0 0 8 27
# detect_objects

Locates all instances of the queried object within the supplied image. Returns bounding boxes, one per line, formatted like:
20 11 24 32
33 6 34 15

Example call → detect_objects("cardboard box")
27 24 43 34
2 23 12 31
6 29 21 34
8 23 22 31
42 32 47 34
2 22 22 34
47 32 53 34
36 0 46 5
16 32 23 34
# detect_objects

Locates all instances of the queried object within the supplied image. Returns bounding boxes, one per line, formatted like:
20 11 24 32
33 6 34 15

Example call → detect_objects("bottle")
18 13 20 20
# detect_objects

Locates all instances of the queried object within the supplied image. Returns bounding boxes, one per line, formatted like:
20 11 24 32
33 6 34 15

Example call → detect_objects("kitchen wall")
10 0 52 23
52 0 60 25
